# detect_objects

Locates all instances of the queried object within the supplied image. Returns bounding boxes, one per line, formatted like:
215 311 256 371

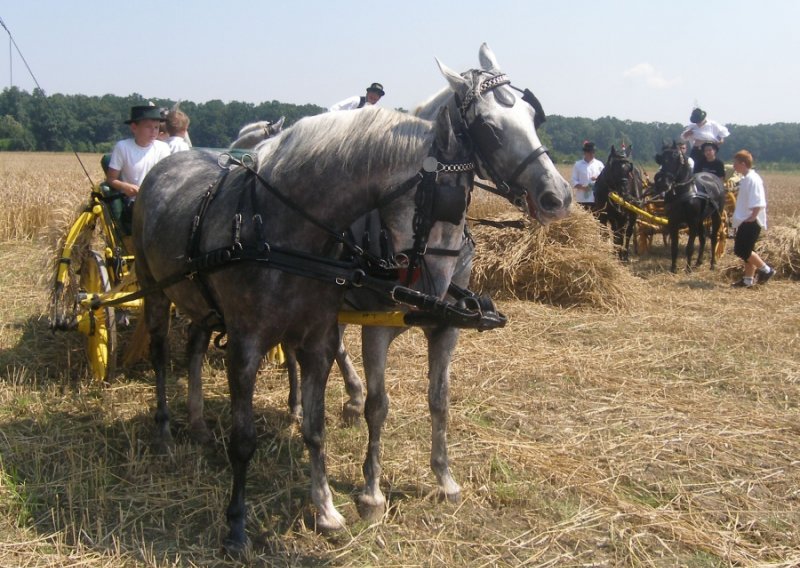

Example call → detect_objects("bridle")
655 148 694 198
455 70 549 209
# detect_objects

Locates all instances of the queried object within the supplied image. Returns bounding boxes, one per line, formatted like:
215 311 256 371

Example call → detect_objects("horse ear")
434 106 456 154
274 116 285 130
478 42 501 72
436 57 469 95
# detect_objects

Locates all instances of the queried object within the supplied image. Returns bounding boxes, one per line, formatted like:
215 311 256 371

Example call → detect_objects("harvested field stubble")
1 153 799 567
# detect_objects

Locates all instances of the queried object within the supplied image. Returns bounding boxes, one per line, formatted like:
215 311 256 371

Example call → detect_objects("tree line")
1 87 798 166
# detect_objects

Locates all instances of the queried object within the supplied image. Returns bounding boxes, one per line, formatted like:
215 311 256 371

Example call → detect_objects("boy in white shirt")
106 105 171 234
107 105 171 198
731 149 774 287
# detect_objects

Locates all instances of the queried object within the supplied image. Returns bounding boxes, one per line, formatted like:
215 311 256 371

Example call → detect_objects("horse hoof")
443 490 462 504
290 405 303 422
357 494 386 523
316 510 347 532
341 402 363 426
222 534 251 558
189 422 213 445
152 431 174 455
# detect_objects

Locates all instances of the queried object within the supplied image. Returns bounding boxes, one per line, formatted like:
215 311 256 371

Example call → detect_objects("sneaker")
731 279 753 288
756 268 775 285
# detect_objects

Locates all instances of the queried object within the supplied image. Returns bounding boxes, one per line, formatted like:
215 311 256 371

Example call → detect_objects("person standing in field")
571 140 604 209
731 149 774 287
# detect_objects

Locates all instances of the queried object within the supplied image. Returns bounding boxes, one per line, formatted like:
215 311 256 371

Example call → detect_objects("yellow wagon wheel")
76 251 118 382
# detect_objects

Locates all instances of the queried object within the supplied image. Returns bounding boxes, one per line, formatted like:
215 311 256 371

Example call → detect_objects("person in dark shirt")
693 142 725 179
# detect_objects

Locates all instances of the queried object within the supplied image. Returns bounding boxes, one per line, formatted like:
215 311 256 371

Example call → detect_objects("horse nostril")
540 192 563 211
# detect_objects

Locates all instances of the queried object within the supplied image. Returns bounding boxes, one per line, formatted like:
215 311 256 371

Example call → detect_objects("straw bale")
470 206 643 311
759 214 800 278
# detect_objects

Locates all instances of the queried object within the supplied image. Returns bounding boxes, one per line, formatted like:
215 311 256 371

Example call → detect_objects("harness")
97 147 504 332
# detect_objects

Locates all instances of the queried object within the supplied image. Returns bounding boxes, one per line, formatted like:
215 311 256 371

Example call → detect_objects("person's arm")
571 164 583 188
106 168 138 197
746 206 763 223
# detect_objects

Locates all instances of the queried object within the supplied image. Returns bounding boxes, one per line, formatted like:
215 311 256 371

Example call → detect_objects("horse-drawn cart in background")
608 170 739 260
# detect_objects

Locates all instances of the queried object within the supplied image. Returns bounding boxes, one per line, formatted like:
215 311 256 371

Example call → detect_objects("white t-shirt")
571 158 605 204
166 136 190 154
681 120 730 147
732 169 767 230
108 138 171 187
329 95 367 111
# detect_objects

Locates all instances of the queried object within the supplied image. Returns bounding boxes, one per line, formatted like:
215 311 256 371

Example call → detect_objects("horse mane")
258 107 433 186
413 87 452 119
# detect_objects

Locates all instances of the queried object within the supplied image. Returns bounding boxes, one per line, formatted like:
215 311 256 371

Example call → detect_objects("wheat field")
1 153 799 567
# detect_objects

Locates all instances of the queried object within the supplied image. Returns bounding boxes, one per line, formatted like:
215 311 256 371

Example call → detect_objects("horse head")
434 43 572 225
604 145 640 201
229 116 286 150
380 106 473 298
654 141 692 197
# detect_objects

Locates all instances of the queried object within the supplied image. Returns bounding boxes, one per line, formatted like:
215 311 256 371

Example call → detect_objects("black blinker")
521 88 546 129
431 184 467 225
468 115 502 154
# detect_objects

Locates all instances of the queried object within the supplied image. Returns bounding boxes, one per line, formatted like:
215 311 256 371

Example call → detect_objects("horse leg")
669 224 680 274
185 323 213 444
285 348 302 420
298 330 346 532
684 227 696 272
285 327 364 424
357 326 399 522
222 332 263 554
335 324 365 425
695 218 706 268
146 292 173 453
426 325 462 503
625 215 636 258
710 213 721 269
612 218 627 262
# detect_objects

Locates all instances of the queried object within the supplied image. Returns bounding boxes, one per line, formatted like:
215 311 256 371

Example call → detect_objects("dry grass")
1 153 799 567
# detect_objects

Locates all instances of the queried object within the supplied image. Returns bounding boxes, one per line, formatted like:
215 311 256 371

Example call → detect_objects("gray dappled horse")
235 43 573 526
136 105 482 552
653 142 726 273
310 44 572 522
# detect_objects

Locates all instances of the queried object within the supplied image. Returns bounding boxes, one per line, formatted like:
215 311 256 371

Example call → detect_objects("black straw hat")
582 141 596 153
366 82 385 96
125 105 167 124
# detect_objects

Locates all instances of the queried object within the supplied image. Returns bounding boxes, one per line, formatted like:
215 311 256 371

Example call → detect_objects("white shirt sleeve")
329 95 361 112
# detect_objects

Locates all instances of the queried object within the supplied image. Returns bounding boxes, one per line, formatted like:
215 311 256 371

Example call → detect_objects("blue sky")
1 1 798 125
